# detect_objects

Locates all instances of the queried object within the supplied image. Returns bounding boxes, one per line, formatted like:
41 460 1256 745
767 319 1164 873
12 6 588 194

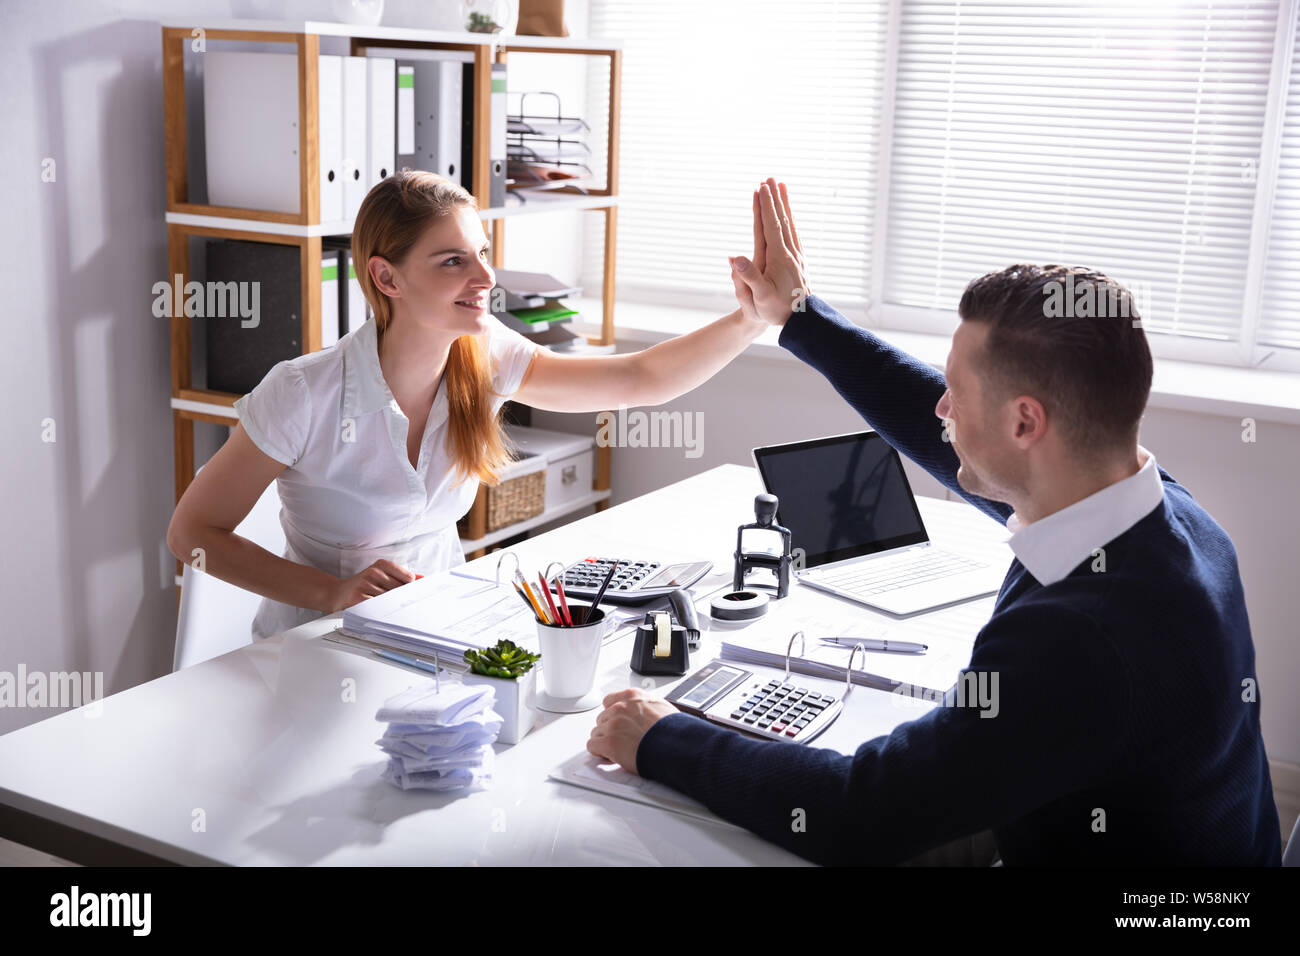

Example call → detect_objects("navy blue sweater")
637 295 1281 866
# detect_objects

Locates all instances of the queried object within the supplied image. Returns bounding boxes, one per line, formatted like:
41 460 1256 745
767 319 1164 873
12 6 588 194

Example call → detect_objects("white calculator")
666 660 843 744
560 557 712 604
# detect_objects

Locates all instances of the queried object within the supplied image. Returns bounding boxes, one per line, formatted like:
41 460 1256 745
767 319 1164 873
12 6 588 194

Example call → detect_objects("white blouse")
232 317 540 639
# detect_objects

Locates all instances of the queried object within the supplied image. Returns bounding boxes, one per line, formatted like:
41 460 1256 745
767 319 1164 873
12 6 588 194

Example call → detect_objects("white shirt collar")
1006 445 1164 585
341 319 395 418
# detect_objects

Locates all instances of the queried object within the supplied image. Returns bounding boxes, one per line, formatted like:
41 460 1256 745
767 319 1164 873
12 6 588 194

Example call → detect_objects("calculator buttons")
702 676 845 744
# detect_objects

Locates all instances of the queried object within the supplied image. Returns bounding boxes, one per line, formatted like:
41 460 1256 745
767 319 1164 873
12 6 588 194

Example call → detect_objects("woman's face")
386 205 496 336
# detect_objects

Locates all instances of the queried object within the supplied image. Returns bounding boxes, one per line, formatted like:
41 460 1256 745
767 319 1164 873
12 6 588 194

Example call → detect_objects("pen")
537 572 562 626
553 573 573 626
584 561 618 625
373 648 442 675
821 637 927 654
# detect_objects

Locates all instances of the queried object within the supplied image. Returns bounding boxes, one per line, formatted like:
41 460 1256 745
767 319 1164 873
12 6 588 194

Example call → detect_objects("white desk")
0 465 1010 866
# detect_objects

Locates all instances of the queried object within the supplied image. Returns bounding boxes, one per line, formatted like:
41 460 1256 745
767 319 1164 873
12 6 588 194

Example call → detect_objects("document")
342 571 540 659
721 596 992 695
550 751 744 831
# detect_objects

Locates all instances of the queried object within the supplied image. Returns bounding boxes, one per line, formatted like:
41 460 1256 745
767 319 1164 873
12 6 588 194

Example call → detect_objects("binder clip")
733 493 793 599
630 590 698 676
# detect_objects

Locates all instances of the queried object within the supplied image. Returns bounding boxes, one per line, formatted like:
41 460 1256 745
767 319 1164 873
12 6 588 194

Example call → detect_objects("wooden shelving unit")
160 19 620 564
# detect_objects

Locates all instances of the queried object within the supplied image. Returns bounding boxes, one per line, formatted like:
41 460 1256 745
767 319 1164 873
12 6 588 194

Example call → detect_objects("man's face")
934 321 1025 504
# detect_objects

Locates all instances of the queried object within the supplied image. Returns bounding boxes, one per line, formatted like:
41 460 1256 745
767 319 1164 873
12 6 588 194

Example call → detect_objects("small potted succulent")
462 639 540 744
461 0 517 35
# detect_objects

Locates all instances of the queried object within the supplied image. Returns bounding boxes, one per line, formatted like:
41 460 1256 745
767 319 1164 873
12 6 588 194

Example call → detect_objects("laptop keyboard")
812 548 985 596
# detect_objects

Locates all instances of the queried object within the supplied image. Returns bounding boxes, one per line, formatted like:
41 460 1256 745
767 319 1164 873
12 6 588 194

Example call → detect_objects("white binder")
321 252 340 348
203 51 299 214
318 55 344 223
397 63 416 164
490 63 507 206
366 58 396 189
342 56 369 220
422 59 465 184
364 49 470 186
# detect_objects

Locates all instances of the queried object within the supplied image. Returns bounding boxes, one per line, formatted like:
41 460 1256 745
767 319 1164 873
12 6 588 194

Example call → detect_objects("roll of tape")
710 589 771 622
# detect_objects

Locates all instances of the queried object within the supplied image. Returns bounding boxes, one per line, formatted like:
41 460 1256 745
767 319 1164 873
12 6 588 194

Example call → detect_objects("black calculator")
666 660 843 744
559 557 712 604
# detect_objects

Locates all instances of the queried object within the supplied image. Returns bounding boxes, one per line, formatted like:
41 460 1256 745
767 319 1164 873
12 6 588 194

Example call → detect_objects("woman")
167 170 768 638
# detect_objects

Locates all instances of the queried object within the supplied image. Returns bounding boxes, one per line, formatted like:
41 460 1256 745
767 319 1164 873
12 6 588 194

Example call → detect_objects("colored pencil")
516 573 551 624
511 581 543 622
554 574 573 626
538 572 562 626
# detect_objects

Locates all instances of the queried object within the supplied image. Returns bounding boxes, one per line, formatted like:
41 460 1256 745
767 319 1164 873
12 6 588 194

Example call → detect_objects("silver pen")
821 637 927 654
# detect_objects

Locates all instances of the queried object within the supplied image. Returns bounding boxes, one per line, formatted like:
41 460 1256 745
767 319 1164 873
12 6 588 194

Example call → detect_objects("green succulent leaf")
464 638 540 678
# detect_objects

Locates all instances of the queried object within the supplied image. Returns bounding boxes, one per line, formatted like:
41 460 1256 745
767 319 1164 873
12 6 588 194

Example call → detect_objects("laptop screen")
753 431 929 569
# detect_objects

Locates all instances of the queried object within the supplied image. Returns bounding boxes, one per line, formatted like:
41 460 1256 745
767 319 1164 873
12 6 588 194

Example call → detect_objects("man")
586 178 1282 866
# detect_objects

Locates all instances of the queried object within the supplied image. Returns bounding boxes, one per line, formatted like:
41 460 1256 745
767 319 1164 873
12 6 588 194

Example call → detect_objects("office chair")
1285 814 1300 867
172 473 285 671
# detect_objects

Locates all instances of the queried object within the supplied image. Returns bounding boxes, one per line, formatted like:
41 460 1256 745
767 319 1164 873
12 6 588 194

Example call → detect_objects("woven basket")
484 468 546 532
458 450 548 537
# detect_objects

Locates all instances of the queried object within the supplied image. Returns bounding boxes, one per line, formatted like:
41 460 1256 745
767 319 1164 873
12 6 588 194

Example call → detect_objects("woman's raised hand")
730 178 812 328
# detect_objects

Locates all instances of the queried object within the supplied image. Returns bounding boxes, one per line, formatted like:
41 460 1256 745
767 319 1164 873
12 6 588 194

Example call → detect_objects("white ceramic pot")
332 0 385 27
461 666 537 745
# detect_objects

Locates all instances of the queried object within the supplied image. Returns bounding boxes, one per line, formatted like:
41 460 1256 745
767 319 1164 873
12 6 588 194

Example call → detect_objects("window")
1257 12 1300 353
589 0 1300 368
586 1 889 313
883 0 1287 367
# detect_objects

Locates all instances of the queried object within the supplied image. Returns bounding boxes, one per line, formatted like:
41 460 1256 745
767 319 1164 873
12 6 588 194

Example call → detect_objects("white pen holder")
536 603 607 713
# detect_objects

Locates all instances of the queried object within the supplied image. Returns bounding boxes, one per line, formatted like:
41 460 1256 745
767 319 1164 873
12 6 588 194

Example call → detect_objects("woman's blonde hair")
351 170 513 486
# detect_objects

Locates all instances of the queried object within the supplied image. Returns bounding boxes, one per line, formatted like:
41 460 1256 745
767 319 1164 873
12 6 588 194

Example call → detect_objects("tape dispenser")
630 589 698 676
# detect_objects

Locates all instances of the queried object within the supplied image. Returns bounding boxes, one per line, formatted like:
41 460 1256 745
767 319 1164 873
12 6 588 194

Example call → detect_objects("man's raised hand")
730 178 812 328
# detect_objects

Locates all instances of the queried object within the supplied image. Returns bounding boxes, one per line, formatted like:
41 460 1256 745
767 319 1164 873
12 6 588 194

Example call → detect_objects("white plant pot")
461 666 538 745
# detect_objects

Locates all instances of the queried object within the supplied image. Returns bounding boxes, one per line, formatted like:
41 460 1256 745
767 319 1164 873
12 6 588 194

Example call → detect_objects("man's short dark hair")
958 264 1153 457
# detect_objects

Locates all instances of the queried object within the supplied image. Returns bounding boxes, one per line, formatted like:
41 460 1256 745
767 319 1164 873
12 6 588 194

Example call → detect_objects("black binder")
204 239 301 396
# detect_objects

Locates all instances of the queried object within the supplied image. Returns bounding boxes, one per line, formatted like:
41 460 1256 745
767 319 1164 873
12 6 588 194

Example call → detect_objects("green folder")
510 302 579 324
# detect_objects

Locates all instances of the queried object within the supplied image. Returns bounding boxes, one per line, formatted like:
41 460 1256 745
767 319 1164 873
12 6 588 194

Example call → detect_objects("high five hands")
729 177 813 327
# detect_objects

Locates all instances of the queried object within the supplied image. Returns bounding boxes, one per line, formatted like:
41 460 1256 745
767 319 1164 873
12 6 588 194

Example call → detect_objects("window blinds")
1257 13 1300 351
882 1 1280 342
586 1 888 311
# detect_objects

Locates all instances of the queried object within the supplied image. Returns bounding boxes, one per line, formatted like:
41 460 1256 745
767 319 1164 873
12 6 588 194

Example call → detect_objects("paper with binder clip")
719 598 991 696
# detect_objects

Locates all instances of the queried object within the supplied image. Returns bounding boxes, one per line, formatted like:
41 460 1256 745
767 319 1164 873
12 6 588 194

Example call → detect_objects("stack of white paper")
341 570 541 662
375 681 502 792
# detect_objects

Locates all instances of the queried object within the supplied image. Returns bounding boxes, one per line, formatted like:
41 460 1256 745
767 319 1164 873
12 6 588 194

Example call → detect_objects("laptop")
752 430 1006 616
